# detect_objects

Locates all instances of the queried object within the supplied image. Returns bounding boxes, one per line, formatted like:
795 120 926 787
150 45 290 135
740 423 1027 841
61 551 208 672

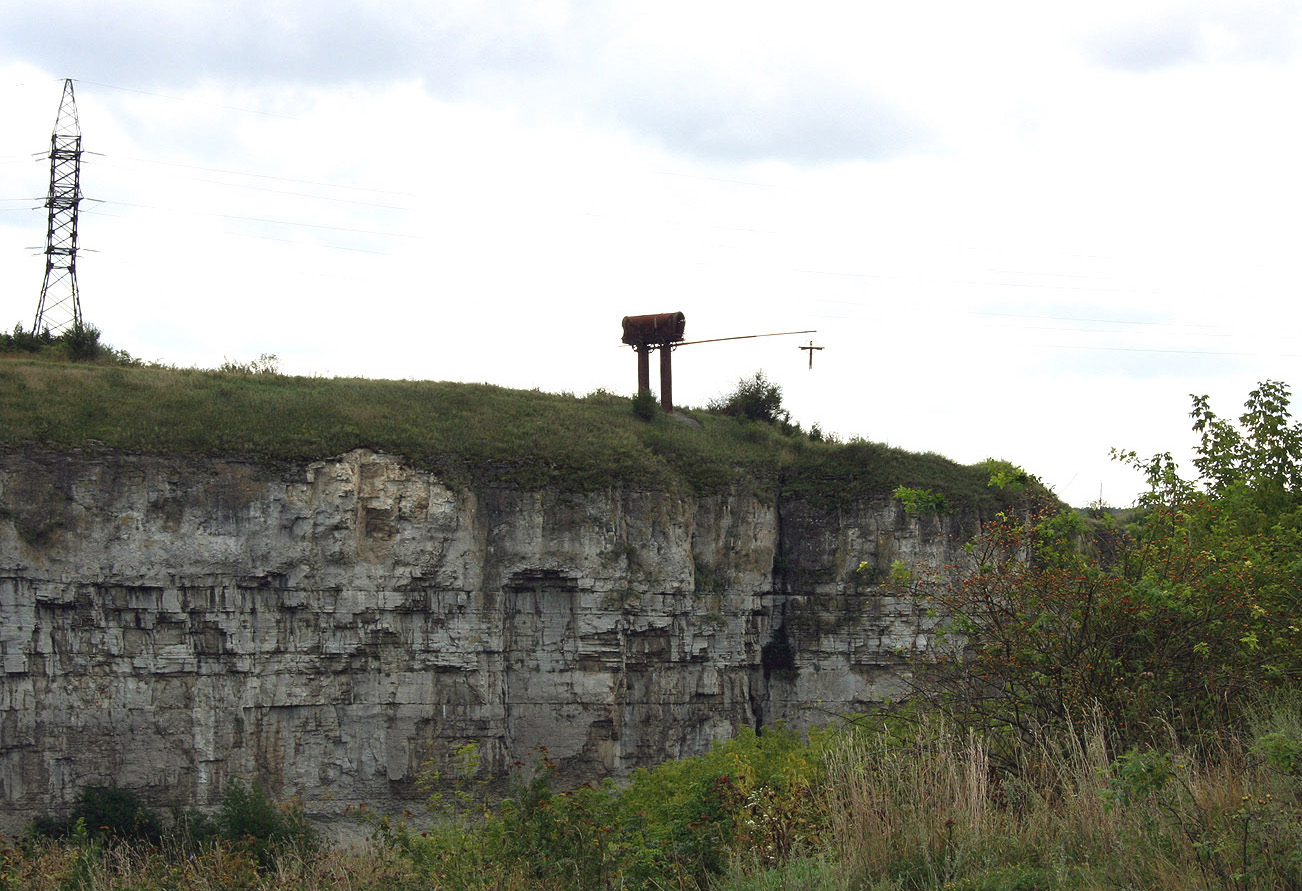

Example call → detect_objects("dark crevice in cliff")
760 622 795 681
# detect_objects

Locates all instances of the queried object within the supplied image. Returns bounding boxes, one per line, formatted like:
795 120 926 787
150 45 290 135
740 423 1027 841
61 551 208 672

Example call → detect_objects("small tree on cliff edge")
708 371 790 426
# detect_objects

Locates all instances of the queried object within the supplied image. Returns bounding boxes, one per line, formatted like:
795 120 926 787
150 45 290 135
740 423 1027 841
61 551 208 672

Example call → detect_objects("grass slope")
0 356 1013 509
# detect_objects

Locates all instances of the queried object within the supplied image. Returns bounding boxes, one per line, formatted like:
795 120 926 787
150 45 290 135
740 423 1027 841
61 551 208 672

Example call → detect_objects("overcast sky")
2 1 1300 507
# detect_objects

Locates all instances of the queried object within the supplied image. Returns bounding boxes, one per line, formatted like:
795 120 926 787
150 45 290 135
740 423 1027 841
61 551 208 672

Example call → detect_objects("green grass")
0 356 1017 510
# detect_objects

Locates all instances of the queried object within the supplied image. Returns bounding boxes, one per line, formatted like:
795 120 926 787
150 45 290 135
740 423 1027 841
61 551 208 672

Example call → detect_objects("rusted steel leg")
636 345 650 395
659 346 673 412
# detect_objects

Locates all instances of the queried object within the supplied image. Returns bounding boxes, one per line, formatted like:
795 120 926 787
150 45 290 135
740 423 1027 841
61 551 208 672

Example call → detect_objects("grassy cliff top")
0 355 1019 510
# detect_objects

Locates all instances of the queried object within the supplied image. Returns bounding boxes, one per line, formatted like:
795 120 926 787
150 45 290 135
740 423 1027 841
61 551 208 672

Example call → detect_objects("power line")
90 158 413 211
90 199 423 240
106 153 416 198
973 309 1220 330
74 78 297 119
1039 343 1301 359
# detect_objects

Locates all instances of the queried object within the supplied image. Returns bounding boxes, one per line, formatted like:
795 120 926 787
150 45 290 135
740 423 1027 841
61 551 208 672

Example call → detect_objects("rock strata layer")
0 447 972 830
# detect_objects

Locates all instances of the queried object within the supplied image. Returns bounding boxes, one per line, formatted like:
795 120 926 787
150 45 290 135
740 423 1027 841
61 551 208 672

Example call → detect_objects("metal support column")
636 345 650 395
659 346 673 412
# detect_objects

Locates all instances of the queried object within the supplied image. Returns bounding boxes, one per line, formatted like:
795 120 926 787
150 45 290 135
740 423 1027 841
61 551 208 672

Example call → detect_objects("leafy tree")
1190 380 1302 496
708 371 790 426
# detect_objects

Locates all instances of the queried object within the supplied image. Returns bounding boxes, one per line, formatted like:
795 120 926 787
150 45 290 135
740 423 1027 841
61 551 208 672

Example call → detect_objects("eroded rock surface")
0 447 972 830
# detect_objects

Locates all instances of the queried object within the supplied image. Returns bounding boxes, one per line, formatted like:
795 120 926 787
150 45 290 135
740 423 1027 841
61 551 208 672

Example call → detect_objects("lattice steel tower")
33 78 84 335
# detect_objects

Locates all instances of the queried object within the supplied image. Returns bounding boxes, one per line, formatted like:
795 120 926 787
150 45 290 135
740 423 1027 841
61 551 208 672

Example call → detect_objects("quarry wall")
0 447 974 831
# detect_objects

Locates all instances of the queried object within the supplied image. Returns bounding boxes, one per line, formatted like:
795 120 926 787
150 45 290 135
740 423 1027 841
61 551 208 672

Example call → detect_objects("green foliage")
0 322 134 366
1094 728 1302 890
218 353 281 375
630 388 659 421
0 323 52 353
981 458 1031 493
417 740 488 818
1103 749 1177 806
4 713 1302 891
712 855 844 891
216 781 315 869
709 371 791 426
807 423 834 443
1254 731 1302 777
390 726 832 891
25 786 162 845
1248 694 1302 778
1190 380 1302 497
61 323 104 363
892 485 949 515
784 440 1021 511
919 382 1302 752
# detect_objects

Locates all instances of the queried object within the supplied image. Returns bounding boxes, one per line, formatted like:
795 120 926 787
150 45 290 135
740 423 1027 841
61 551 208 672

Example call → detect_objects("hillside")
0 355 1018 510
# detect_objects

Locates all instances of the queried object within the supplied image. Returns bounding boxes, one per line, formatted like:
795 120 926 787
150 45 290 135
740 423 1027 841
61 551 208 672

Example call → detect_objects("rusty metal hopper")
621 312 685 346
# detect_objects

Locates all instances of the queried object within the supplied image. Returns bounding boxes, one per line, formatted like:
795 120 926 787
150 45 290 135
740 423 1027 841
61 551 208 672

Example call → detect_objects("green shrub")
0 323 53 353
25 786 162 844
390 726 831 891
709 371 790 426
216 781 315 868
892 485 949 515
631 388 659 421
0 322 132 365
61 323 103 362
218 353 280 375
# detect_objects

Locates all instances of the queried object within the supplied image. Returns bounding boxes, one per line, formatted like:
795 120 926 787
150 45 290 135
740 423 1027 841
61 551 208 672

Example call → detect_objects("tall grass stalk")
825 709 1302 891
828 719 998 889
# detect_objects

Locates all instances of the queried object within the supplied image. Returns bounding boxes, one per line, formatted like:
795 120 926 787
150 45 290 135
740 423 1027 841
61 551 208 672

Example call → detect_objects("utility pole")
33 78 84 335
799 340 823 369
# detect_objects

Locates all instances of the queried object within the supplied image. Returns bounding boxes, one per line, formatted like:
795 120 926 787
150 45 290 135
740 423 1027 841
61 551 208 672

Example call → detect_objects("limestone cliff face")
0 447 973 830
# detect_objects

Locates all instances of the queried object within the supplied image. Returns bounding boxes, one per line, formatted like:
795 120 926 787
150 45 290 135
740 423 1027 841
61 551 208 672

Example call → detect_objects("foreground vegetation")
4 707 1301 891
0 351 1013 508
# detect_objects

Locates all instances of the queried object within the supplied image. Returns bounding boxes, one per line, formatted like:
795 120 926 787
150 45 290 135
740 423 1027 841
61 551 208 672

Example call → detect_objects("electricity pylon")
33 78 83 335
